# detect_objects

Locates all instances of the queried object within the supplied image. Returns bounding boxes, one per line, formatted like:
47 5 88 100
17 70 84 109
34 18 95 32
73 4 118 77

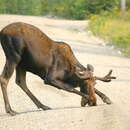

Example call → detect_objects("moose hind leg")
0 60 17 116
16 66 51 110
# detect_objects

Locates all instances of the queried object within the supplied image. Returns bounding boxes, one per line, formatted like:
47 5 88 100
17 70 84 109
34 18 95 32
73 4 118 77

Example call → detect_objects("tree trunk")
121 0 126 16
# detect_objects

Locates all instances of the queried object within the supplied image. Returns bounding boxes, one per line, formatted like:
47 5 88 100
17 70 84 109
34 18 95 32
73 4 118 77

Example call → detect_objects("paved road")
0 15 130 130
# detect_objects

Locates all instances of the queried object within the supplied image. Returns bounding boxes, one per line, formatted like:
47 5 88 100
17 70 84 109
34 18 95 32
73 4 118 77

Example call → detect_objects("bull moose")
0 22 115 116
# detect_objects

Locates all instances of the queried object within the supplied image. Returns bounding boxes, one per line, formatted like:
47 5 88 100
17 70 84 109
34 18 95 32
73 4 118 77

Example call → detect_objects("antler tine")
105 70 116 79
107 70 112 76
95 70 116 82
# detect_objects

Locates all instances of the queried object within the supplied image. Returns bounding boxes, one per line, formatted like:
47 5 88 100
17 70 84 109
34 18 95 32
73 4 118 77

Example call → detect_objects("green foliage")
0 0 120 19
89 10 130 56
126 0 130 9
0 0 6 13
86 0 119 15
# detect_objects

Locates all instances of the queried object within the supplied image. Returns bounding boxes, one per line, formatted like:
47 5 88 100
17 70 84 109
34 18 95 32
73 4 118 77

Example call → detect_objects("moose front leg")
49 78 97 107
94 88 112 104
48 79 90 101
16 66 51 111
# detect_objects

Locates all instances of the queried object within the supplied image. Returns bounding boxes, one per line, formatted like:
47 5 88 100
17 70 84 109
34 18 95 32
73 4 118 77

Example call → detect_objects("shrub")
89 9 130 56
0 0 119 20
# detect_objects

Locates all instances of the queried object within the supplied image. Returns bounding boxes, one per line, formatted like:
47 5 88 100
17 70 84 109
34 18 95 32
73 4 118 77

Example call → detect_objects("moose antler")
95 70 116 82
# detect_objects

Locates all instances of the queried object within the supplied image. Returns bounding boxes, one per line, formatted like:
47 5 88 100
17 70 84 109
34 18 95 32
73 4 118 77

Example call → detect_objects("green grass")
89 9 130 56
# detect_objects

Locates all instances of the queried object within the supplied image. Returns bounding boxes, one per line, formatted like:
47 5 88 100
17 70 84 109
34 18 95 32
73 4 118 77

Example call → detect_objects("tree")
121 0 126 16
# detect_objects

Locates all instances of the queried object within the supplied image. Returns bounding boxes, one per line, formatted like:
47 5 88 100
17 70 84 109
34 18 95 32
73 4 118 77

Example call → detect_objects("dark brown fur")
0 22 112 115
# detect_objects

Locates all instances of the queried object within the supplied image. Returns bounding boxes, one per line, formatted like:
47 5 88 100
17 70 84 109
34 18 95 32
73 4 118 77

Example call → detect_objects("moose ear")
86 64 94 72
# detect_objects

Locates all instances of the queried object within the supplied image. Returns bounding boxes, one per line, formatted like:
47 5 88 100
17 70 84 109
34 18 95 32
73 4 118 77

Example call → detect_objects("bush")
89 9 130 55
0 0 120 19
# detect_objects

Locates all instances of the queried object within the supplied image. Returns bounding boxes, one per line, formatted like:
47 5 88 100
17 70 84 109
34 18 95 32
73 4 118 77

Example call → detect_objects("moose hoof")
7 110 18 116
81 97 89 107
103 97 112 104
41 105 51 110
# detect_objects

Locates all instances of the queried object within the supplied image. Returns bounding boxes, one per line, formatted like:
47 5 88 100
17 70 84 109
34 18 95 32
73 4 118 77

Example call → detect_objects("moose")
0 22 115 116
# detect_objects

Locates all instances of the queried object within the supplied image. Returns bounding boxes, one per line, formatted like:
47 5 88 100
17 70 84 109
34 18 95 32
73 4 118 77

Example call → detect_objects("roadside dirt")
0 15 130 130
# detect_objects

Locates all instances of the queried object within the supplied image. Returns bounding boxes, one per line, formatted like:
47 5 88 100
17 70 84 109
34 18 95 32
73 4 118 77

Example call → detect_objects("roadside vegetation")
0 0 118 20
89 8 130 56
